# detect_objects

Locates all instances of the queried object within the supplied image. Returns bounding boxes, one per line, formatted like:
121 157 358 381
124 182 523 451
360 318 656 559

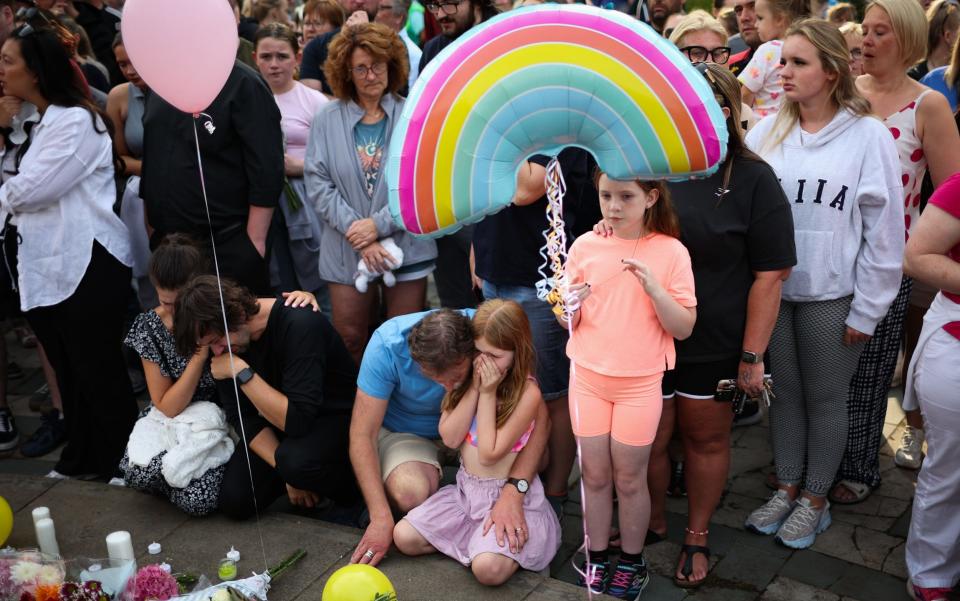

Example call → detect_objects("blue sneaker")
576 559 610 594
20 409 66 458
607 557 649 600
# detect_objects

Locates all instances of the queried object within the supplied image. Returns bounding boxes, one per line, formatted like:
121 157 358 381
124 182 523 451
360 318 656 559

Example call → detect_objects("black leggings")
218 413 359 519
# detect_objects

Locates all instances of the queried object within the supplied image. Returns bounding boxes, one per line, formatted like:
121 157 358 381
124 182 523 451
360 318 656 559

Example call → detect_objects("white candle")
31 507 51 525
34 517 60 557
105 531 135 562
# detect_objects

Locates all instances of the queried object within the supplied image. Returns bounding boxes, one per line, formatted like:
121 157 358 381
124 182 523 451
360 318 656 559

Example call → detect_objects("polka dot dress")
884 91 932 242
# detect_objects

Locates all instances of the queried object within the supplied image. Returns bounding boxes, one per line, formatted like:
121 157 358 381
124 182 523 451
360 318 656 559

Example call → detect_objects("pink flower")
127 566 179 601
1 560 14 598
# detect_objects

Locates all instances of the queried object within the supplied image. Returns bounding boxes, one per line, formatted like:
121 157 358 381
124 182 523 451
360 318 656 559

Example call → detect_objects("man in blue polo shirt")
348 308 549 567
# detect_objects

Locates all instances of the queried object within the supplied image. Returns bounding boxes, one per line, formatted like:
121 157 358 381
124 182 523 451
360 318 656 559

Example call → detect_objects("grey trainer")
775 497 831 549
745 489 795 535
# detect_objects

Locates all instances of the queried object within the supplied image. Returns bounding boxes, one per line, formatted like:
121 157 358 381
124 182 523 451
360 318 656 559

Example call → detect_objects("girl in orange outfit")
561 172 697 599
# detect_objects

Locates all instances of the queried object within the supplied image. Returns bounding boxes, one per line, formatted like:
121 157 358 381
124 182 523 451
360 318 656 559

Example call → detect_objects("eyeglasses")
352 62 388 78
680 45 732 65
425 0 464 15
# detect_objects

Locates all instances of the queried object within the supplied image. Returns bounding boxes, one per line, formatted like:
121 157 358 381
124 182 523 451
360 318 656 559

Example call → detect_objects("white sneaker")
895 426 924 469
108 477 126 487
775 497 831 549
745 489 795 535
44 469 69 480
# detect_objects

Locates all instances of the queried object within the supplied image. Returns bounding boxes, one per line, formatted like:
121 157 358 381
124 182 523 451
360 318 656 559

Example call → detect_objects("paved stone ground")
0 329 929 601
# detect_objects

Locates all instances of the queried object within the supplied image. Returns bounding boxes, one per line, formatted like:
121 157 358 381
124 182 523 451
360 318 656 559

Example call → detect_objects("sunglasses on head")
695 62 729 108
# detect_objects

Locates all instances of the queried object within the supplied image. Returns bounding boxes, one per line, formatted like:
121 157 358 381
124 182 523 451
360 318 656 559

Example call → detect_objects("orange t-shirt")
565 232 697 377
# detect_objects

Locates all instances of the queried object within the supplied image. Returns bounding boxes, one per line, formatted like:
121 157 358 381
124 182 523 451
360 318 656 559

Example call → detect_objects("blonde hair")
760 19 872 154
946 32 960 87
441 300 536 429
763 0 811 25
838 20 863 37
926 0 960 59
865 0 928 67
669 10 729 46
826 2 856 23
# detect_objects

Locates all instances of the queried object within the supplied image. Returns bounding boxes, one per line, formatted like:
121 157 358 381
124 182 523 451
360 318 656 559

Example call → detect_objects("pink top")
884 90 932 241
927 172 960 339
566 232 697 376
274 82 328 161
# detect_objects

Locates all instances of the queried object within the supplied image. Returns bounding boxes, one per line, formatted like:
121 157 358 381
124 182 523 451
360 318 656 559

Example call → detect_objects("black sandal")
673 544 710 589
608 528 666 549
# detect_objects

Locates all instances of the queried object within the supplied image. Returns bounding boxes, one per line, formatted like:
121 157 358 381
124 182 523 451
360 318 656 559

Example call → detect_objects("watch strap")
506 477 529 493
236 366 255 385
741 351 762 364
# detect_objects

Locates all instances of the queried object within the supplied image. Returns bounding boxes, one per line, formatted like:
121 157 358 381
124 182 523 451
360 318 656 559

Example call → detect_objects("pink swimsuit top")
464 376 537 453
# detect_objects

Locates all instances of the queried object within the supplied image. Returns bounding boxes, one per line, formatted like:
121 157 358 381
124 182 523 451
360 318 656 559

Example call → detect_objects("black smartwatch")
235 366 255 385
506 478 529 494
741 350 763 364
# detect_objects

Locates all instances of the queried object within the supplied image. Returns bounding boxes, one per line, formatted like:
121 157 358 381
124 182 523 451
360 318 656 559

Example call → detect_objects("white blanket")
126 402 235 488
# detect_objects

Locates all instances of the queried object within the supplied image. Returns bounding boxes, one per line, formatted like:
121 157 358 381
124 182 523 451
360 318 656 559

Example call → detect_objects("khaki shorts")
377 428 443 482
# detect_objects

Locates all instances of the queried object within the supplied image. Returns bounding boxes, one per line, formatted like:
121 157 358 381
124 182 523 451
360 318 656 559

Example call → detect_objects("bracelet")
684 527 709 537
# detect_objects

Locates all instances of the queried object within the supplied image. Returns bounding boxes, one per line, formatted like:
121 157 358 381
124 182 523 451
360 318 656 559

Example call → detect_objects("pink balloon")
121 0 238 114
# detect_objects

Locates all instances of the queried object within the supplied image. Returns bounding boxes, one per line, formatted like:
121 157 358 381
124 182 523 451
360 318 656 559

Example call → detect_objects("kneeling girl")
394 299 561 585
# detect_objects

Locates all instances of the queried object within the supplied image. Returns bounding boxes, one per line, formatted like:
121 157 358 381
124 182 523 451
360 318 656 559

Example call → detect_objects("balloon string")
192 118 270 575
536 159 592 600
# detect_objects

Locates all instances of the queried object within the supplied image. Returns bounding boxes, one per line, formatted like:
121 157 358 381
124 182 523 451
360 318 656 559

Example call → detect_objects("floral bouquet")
0 550 66 601
167 549 305 601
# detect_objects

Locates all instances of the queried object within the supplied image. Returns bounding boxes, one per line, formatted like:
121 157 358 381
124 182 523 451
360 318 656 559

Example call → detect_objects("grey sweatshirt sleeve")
847 129 905 335
371 200 398 238
304 107 363 236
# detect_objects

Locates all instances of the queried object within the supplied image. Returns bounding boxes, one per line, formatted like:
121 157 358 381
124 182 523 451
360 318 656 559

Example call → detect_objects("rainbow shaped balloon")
387 4 728 238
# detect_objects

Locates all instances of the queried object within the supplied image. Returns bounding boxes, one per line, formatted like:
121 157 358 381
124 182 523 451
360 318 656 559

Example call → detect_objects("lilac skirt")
404 466 562 571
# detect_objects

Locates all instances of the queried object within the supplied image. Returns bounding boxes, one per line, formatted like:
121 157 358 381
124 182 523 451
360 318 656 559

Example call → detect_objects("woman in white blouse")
0 26 138 480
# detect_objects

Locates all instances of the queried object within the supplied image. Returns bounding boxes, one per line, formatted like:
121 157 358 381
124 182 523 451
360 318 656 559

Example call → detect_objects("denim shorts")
482 281 569 400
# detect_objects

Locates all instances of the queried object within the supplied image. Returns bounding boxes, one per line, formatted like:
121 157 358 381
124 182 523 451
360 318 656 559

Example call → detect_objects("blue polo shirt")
357 309 475 439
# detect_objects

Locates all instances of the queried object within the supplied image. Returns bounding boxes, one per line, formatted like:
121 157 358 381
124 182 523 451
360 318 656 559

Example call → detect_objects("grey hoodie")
304 94 437 286
745 109 904 335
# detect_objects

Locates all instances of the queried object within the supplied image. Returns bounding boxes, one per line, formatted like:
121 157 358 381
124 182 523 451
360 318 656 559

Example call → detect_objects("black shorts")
661 353 771 399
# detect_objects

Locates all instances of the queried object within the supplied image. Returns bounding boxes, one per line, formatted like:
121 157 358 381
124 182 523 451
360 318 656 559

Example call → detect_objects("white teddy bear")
355 237 404 293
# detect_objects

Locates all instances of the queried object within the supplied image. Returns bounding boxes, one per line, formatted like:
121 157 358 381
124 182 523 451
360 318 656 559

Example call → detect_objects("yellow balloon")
0 496 12 547
321 564 396 601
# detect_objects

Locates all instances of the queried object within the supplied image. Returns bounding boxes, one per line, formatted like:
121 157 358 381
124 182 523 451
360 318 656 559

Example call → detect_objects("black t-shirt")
473 148 598 287
140 62 283 234
669 156 796 362
299 29 341 94
419 34 453 73
220 301 358 439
